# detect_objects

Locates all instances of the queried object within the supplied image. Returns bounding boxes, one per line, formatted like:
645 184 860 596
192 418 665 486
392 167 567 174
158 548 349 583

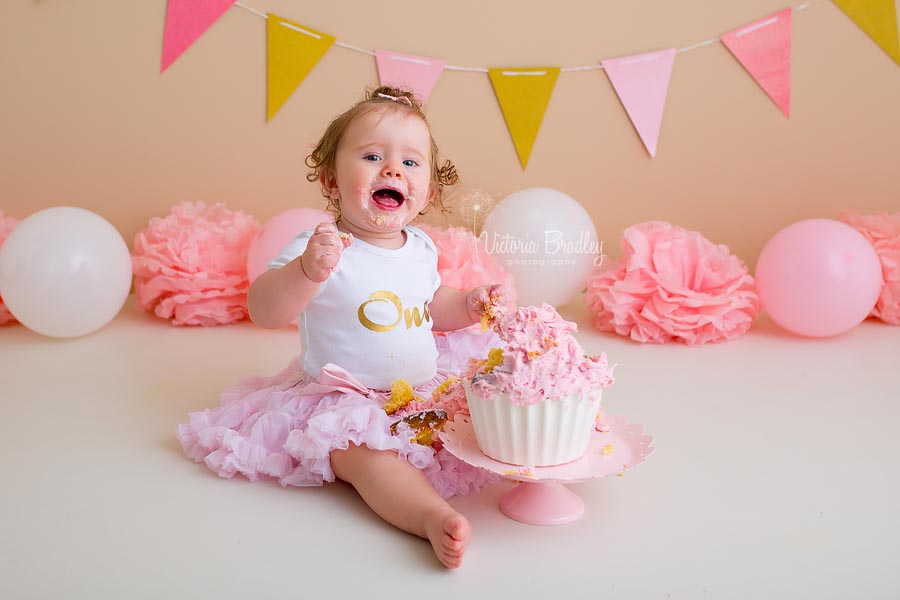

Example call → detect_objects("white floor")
2 296 898 599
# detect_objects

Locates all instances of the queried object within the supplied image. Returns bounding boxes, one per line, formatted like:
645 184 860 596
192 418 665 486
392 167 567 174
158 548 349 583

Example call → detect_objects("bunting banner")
161 0 237 73
833 0 900 65
375 50 447 103
266 15 335 121
721 9 793 118
602 49 676 158
488 68 560 169
160 1 899 167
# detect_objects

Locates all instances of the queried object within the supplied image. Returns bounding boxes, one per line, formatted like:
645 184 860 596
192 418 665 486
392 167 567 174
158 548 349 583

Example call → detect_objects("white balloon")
0 207 133 337
481 188 600 307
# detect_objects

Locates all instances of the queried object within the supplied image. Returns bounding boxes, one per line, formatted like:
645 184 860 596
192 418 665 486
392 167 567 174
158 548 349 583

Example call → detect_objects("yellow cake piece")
430 376 458 402
482 347 504 373
383 378 416 415
480 299 499 331
389 410 448 446
469 347 504 375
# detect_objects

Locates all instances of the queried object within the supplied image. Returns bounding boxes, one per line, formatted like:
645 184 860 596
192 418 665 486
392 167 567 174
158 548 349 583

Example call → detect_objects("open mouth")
372 188 405 211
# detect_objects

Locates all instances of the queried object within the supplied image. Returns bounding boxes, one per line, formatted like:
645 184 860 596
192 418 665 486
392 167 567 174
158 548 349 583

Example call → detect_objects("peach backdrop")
2 0 899 267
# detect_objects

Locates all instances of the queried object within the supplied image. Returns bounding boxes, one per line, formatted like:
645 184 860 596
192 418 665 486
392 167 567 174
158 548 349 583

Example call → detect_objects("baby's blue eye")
364 154 381 162
402 159 418 167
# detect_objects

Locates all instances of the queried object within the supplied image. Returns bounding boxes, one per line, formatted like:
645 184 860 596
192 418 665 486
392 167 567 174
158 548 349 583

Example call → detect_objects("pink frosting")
418 224 517 310
132 202 259 326
585 221 759 345
0 210 20 325
839 210 900 325
472 304 614 406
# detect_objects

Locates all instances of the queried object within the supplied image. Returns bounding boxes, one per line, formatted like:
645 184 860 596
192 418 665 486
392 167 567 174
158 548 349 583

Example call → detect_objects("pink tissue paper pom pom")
585 221 760 345
132 202 260 326
418 224 517 309
839 210 900 325
0 210 21 325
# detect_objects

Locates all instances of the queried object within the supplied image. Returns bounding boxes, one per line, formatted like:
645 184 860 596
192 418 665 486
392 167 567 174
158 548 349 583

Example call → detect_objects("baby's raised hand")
466 284 509 329
300 222 353 282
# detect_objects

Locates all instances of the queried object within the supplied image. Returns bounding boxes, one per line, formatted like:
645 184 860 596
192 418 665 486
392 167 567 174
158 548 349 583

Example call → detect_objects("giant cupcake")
464 304 614 466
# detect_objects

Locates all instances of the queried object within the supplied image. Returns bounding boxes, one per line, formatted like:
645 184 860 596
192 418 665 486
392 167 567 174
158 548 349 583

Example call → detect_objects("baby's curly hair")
305 86 458 217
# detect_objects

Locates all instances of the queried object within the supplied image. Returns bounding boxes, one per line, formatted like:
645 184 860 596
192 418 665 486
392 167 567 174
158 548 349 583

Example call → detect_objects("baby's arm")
248 222 351 329
430 284 507 332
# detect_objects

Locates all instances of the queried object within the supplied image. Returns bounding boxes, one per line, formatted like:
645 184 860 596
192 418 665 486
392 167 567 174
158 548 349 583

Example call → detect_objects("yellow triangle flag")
833 0 900 65
488 67 560 169
267 15 335 121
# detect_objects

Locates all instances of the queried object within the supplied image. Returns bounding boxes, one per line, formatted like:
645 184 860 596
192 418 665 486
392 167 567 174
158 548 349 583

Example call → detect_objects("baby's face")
328 106 434 238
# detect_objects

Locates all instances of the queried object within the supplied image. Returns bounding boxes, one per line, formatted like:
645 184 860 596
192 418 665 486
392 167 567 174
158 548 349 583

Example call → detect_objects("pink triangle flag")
602 48 676 158
161 0 238 73
374 50 447 103
721 8 792 117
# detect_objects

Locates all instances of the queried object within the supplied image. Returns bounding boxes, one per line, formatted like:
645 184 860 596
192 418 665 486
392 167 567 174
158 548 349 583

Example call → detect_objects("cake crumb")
501 467 535 479
430 376 458 402
383 379 416 415
390 409 448 446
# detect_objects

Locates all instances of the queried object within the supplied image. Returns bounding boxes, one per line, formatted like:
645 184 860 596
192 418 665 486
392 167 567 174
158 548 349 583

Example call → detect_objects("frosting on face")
330 107 433 246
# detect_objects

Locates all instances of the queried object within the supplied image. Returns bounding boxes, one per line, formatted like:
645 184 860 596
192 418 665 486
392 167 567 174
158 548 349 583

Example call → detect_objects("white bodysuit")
268 226 441 389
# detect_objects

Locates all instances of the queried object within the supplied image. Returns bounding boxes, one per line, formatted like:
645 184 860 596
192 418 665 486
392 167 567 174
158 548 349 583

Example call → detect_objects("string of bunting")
161 0 900 168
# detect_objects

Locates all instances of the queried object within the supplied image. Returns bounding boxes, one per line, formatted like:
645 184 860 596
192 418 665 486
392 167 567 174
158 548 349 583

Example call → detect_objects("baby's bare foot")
425 508 471 569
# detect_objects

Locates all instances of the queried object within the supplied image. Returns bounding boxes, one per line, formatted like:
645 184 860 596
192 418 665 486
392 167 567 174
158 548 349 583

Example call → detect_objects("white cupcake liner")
464 382 602 466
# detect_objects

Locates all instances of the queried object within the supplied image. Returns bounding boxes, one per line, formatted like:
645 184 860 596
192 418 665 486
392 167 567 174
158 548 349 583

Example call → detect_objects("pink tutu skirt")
177 330 500 498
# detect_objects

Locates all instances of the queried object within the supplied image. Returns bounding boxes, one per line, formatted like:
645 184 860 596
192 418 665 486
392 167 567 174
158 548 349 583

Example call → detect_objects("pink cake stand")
440 414 654 526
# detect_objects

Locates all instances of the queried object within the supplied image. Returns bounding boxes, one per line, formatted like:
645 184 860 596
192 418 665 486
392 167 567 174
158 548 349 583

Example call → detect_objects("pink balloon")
755 219 882 337
247 208 332 283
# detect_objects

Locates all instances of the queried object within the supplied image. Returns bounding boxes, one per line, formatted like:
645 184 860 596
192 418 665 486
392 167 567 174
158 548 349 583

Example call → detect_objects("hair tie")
375 93 413 107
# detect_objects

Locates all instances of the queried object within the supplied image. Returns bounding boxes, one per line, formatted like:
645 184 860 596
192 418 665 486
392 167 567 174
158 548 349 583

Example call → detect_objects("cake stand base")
440 414 654 526
500 481 584 526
